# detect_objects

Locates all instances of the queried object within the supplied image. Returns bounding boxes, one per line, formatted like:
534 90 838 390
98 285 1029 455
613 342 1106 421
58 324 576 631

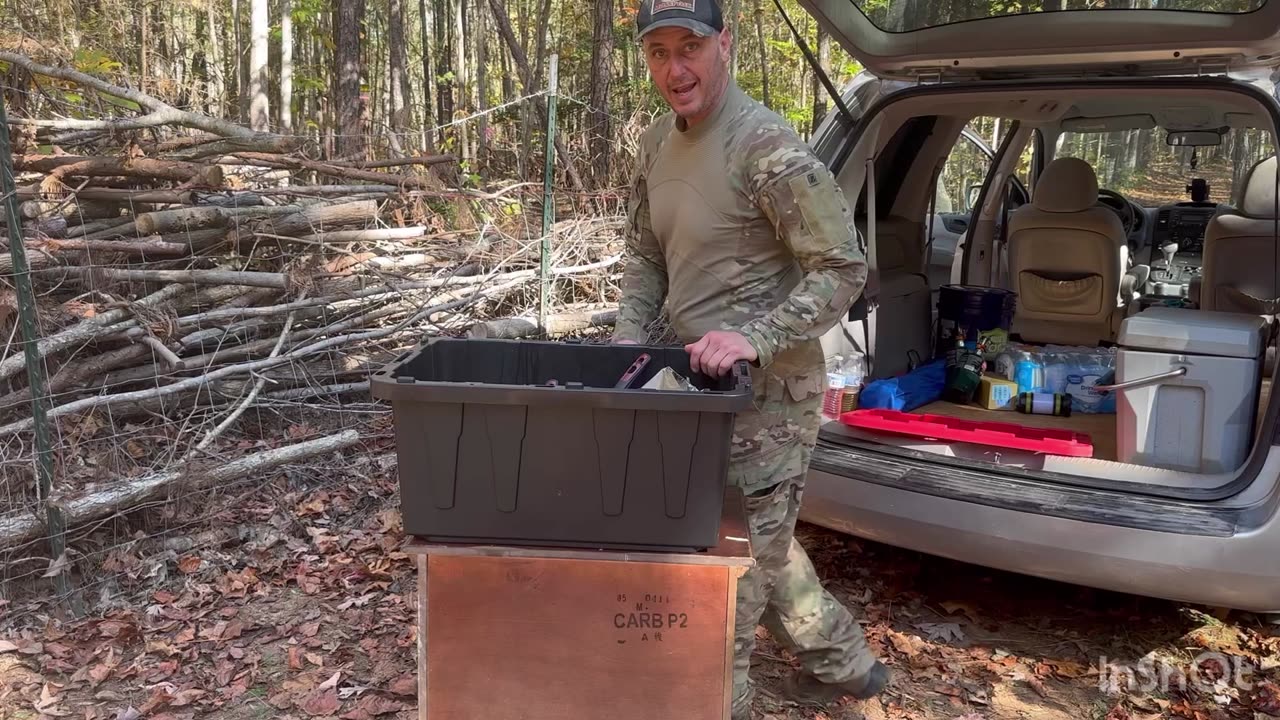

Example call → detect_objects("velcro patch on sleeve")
786 168 854 254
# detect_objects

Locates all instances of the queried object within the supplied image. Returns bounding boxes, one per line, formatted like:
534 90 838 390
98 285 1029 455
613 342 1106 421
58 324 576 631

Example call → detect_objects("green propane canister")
944 331 986 404
1015 392 1073 417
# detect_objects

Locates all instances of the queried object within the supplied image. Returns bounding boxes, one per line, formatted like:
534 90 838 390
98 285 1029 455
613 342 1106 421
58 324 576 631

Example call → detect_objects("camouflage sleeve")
612 151 668 343
738 139 868 367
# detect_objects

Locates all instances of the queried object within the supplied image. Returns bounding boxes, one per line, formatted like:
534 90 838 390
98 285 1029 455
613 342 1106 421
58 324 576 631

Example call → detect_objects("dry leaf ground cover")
0 452 1277 720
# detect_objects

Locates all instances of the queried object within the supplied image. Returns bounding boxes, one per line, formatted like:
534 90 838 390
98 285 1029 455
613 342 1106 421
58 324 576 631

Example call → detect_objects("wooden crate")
406 489 754 720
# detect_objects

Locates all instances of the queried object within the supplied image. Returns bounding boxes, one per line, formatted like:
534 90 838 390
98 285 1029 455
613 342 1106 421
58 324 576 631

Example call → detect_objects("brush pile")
0 51 624 553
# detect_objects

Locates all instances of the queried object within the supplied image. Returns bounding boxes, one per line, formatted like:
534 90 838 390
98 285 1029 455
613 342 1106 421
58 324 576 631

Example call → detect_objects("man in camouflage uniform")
612 0 889 717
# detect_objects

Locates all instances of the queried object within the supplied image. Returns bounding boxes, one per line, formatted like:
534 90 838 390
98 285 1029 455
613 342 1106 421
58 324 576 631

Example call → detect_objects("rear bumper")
802 443 1280 614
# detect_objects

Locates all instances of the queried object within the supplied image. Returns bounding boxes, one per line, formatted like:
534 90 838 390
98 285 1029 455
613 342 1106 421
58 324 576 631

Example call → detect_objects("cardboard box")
977 375 1018 410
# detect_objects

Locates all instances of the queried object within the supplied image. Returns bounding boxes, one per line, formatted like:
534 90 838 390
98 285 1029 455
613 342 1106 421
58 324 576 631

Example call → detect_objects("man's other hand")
685 331 757 376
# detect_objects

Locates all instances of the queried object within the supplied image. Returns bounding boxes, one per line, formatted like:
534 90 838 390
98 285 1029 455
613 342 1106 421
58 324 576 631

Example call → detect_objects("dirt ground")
1 466 1278 720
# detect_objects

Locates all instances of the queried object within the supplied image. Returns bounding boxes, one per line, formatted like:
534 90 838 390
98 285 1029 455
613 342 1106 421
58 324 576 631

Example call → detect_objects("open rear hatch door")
792 0 1280 82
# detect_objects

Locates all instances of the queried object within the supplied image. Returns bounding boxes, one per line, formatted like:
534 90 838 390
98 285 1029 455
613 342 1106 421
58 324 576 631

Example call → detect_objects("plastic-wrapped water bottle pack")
992 343 1118 414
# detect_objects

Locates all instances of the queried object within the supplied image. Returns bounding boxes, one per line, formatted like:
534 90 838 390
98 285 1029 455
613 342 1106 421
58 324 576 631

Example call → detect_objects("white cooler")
1113 307 1269 474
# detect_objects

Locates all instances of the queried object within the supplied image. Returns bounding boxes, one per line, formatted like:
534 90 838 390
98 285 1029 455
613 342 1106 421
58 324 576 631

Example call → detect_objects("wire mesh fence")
0 64 641 631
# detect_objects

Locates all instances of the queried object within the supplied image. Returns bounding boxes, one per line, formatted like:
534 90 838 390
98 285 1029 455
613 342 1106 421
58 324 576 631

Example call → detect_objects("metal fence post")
539 54 559 334
0 92 78 614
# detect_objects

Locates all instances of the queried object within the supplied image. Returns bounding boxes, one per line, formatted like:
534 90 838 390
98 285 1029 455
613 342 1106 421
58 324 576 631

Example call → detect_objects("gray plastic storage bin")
371 337 754 552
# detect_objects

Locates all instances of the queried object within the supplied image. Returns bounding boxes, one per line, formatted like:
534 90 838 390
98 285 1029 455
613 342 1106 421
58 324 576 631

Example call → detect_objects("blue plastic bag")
857 358 946 412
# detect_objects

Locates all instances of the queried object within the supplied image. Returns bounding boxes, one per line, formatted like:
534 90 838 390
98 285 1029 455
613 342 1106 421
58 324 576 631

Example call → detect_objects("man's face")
641 26 732 125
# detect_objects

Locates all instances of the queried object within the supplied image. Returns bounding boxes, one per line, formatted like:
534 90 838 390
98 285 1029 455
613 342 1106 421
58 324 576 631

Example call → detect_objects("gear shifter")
1156 241 1181 291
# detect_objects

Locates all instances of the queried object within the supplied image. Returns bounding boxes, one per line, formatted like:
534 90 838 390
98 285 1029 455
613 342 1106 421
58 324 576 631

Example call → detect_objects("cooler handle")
1094 366 1187 394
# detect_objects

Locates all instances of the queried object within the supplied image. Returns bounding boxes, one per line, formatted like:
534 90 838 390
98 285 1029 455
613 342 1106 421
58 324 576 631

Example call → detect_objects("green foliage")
72 48 123 75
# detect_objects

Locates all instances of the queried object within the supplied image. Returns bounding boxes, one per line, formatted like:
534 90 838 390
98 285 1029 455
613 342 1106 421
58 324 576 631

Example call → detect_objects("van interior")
819 83 1280 496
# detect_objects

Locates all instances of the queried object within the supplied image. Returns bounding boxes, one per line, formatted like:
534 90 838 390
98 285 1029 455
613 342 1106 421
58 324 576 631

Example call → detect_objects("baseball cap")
636 0 724 39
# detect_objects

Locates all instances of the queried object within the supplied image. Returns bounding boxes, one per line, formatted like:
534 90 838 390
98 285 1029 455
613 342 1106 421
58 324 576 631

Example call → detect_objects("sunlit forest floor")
0 465 1276 720
1122 159 1238 208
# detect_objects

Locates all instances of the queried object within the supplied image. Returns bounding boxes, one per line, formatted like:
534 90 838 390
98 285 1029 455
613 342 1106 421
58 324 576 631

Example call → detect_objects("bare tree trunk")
518 0 553 177
476 0 490 172
810 27 830 135
728 0 740 77
419 0 437 153
248 0 271 131
140 2 149 93
335 0 367 160
281 0 294 132
206 1 225 116
454 0 470 165
752 0 769 109
389 0 411 156
587 0 614 187
486 0 586 190
235 0 248 121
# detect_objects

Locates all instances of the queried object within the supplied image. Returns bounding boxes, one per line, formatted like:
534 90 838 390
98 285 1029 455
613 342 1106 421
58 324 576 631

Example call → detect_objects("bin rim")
368 336 755 413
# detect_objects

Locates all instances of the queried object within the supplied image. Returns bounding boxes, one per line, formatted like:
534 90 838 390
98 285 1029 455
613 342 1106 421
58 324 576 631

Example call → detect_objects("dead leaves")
916 622 966 644
138 685 206 715
388 674 417 697
1252 680 1280 716
340 693 404 719
298 687 341 716
176 554 202 575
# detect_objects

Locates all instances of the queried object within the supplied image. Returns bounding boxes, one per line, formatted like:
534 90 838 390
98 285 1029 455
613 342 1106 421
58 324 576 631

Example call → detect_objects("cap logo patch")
652 0 696 13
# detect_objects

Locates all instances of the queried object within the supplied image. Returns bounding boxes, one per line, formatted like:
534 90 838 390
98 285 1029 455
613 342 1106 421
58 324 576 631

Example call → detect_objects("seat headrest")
1033 157 1099 213
1239 155 1278 219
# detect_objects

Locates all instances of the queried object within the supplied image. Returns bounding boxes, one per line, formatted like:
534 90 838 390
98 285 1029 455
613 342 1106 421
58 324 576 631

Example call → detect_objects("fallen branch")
468 307 618 339
15 156 225 189
59 267 288 289
186 294 304 458
327 155 456 170
0 283 189 384
0 430 363 551
232 152 433 188
265 200 379 237
15 187 193 204
163 135 305 161
28 236 193 258
292 227 426 244
0 51 274 140
0 279 525 439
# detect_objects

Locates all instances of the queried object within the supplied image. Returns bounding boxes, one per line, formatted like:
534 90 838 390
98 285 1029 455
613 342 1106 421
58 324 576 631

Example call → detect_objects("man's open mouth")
671 81 697 101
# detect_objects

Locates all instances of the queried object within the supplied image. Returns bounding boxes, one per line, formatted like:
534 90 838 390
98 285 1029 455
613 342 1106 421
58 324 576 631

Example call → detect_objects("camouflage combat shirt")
614 80 869 492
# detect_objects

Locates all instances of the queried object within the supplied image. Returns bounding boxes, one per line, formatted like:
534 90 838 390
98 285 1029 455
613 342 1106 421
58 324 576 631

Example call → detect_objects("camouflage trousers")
728 354 879 720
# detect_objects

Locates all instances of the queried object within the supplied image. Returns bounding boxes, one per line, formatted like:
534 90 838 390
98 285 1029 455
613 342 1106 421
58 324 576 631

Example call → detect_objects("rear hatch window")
852 0 1266 34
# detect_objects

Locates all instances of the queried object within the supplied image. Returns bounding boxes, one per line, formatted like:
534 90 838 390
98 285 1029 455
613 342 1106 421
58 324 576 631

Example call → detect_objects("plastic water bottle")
823 352 865 419
1013 352 1043 394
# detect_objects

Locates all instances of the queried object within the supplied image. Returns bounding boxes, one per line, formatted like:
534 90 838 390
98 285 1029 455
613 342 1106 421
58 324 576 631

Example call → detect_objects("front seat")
1199 155 1280 316
1006 157 1129 346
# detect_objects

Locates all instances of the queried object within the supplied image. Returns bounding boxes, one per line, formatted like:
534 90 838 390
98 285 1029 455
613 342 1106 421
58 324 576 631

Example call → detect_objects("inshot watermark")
1097 652 1257 698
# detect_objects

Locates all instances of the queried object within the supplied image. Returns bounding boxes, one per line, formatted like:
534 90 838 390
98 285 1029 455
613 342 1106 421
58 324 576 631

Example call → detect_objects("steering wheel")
1097 188 1138 237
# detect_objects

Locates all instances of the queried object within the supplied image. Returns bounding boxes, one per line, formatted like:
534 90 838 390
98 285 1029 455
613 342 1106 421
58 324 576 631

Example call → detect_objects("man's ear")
717 29 733 61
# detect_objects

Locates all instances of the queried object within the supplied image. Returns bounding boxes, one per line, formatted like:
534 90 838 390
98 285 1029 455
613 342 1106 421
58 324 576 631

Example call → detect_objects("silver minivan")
786 1 1280 616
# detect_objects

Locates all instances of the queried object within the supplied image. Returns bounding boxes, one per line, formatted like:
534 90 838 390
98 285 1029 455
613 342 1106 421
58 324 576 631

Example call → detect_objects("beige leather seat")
1007 157 1128 346
1199 155 1280 316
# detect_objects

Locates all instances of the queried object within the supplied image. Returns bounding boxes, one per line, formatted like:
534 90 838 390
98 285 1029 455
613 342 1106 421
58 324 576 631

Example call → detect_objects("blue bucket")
935 285 1016 360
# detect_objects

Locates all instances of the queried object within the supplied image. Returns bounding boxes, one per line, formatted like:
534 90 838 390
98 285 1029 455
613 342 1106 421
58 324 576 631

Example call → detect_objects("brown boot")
782 660 891 705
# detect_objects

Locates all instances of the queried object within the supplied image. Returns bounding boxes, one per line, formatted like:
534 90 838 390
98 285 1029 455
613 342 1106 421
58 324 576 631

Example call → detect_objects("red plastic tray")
839 408 1094 457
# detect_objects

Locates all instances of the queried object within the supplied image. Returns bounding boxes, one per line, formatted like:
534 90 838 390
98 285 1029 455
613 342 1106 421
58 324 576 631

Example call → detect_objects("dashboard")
1096 190 1223 304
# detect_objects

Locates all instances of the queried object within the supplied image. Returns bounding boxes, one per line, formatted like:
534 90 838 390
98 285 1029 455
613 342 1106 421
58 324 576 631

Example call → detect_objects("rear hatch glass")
853 0 1266 34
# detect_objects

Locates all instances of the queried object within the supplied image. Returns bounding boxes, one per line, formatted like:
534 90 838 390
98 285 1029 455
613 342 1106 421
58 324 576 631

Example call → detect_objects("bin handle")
1094 366 1187 394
